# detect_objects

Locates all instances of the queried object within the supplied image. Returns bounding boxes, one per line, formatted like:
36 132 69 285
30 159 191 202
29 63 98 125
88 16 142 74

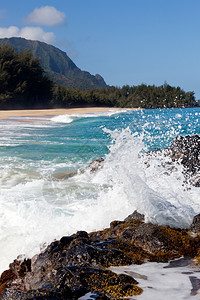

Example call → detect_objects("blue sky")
0 0 200 98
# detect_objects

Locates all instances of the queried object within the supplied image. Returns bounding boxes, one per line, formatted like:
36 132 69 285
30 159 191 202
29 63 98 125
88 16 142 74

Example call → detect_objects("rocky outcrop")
1 134 200 298
50 135 200 185
190 214 200 233
170 135 200 186
144 135 200 187
88 157 104 173
170 135 200 168
1 266 141 299
1 211 200 299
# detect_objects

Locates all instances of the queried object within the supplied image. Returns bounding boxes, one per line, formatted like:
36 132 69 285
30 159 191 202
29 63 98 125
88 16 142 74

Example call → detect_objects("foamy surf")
51 114 75 123
92 127 198 228
50 109 132 123
1 107 200 275
73 108 133 118
109 259 200 300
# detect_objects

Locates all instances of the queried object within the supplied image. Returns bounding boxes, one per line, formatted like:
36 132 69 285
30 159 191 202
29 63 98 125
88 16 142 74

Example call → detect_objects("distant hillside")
0 37 107 89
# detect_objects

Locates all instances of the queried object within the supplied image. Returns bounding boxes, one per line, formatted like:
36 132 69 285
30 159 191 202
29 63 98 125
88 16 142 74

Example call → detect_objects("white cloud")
0 26 19 37
25 6 66 26
20 27 55 43
0 26 55 44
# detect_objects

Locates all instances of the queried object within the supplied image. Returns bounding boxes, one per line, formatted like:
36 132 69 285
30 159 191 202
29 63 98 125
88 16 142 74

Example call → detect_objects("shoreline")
0 107 135 120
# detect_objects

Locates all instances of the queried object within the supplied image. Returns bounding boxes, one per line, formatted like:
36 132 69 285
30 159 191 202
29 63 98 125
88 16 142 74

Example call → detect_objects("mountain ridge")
0 37 107 89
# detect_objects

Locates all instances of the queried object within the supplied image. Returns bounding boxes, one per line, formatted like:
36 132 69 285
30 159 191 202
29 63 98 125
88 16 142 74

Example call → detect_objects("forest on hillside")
0 44 53 109
0 44 197 109
0 37 107 89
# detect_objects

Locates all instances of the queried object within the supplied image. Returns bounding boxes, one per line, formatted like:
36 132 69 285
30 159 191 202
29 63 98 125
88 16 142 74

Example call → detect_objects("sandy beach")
0 107 131 120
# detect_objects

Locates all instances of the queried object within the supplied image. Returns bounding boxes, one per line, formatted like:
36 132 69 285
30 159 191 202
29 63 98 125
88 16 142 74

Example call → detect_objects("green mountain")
0 37 107 89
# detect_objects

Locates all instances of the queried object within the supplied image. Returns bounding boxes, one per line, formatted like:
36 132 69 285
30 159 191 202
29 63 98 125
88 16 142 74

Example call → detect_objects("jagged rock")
0 270 16 286
1 266 142 299
88 157 104 173
190 214 200 233
50 158 104 182
91 214 199 261
9 258 31 278
124 210 145 222
145 135 200 187
170 135 200 169
2 211 200 299
169 135 200 186
110 220 124 229
0 289 27 300
87 135 200 186
1 266 141 299
0 228 142 299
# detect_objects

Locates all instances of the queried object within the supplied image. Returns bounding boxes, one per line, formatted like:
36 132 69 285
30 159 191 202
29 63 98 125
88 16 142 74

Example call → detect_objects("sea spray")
93 127 196 227
1 108 200 275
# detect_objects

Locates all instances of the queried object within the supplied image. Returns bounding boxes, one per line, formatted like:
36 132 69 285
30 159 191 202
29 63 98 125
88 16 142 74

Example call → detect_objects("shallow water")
1 107 200 274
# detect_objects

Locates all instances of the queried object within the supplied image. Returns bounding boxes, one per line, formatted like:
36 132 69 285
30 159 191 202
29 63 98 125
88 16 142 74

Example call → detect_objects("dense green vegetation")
0 43 197 109
0 37 107 89
0 44 53 109
51 84 196 108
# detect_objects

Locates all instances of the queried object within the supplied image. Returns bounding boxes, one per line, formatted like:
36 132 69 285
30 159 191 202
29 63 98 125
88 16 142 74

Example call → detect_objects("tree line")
0 44 197 109
51 84 196 109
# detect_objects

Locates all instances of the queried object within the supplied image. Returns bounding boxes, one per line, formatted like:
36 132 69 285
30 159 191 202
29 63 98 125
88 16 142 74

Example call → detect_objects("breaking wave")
1 108 200 274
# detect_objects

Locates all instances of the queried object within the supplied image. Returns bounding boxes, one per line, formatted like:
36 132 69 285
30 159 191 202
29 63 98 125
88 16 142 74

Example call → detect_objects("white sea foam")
110 260 200 299
1 122 200 275
91 127 198 227
51 114 75 123
50 109 131 123
73 109 131 118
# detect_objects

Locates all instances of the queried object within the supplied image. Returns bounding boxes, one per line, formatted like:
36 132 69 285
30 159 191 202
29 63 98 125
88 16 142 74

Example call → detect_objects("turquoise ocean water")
1 107 200 274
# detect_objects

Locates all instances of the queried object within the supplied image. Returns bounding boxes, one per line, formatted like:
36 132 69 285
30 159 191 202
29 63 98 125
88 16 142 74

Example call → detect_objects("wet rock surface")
1 211 200 299
144 134 200 187
159 134 200 186
170 135 200 169
190 214 200 233
50 157 104 182
88 158 104 173
170 135 200 186
1 135 200 299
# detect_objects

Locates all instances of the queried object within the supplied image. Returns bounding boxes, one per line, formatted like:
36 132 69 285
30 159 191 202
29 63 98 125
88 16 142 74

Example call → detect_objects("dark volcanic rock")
2 137 200 298
190 214 200 233
124 210 145 222
2 211 200 299
1 266 141 299
169 135 200 186
88 157 104 173
170 135 200 168
91 216 199 261
0 228 142 299
145 134 200 187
